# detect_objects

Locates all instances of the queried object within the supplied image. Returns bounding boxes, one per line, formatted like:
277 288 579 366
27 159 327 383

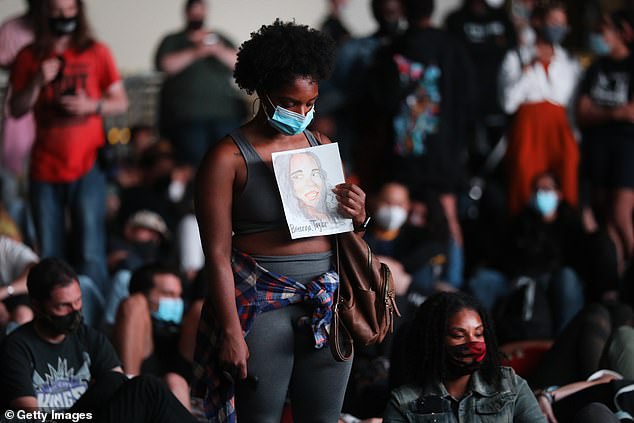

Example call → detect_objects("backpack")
330 231 400 361
494 276 553 343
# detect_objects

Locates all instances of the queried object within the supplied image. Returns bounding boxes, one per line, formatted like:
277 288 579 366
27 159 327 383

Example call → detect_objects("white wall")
0 0 460 74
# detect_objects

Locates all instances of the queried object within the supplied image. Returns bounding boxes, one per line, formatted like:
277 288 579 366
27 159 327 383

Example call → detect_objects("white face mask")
375 205 408 231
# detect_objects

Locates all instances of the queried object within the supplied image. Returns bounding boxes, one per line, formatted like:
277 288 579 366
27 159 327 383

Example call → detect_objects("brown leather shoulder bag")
330 231 400 361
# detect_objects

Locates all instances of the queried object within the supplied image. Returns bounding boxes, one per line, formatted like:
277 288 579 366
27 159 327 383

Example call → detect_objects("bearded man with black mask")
0 258 198 422
154 0 246 167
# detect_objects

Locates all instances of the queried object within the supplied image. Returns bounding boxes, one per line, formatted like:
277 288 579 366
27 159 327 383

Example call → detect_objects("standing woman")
385 291 546 422
9 0 128 293
192 20 367 423
576 10 634 277
499 2 580 215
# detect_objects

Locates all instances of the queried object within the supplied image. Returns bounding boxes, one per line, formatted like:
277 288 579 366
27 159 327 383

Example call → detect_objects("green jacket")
383 367 546 423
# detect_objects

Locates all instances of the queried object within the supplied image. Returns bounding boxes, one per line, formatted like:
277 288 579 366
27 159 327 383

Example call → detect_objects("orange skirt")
506 101 579 215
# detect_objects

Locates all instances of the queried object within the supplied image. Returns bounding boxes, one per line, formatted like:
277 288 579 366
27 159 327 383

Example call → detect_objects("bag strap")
516 276 536 321
334 235 341 309
330 235 353 361
614 383 634 421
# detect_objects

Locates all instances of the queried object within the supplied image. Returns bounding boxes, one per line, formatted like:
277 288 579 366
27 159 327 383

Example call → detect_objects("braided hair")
406 291 503 389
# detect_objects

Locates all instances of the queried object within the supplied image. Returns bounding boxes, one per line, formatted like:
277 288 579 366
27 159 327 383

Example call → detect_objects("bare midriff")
232 229 331 256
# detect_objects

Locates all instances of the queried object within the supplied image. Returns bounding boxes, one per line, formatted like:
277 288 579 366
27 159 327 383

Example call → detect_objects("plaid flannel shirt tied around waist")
192 248 338 423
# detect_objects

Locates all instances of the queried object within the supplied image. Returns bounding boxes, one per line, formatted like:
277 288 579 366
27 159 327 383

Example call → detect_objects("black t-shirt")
578 54 634 141
502 203 587 278
445 8 517 117
364 225 447 275
0 322 121 410
371 27 476 193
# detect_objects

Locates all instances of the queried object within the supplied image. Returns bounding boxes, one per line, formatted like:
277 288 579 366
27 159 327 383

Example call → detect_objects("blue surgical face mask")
543 25 568 45
264 96 314 136
589 33 611 56
532 190 559 216
512 1 531 22
151 297 184 324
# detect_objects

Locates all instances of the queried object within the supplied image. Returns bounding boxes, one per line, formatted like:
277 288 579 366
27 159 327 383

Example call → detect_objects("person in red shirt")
9 0 128 294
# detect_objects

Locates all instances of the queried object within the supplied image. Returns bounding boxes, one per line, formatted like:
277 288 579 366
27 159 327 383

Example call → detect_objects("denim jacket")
383 367 546 423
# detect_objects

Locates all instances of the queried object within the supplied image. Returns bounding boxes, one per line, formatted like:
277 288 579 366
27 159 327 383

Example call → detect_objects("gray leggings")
235 252 352 423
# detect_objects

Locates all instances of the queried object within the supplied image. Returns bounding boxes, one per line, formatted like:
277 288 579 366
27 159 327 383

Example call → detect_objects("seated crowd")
2 0 634 422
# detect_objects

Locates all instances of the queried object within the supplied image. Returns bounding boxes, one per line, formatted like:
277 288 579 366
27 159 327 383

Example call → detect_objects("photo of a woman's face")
289 153 324 208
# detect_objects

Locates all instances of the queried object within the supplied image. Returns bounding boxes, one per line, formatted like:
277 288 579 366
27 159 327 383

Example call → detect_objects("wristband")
535 389 555 404
339 414 361 423
6 284 14 297
354 216 371 232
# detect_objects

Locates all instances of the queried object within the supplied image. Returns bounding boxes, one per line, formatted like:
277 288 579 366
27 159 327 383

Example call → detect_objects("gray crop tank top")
231 129 320 235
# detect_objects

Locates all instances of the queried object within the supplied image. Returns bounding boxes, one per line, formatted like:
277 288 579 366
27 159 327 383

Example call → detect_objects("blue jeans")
78 275 105 327
410 265 437 295
103 269 132 327
29 165 109 294
167 118 241 166
468 267 509 310
443 237 464 289
546 267 584 333
469 266 584 333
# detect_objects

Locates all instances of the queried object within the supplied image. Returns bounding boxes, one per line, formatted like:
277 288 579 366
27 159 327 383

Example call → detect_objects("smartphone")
61 86 76 96
203 33 219 45
53 55 66 84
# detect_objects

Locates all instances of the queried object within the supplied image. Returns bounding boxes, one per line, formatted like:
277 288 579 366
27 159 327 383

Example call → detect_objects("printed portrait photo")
272 143 353 239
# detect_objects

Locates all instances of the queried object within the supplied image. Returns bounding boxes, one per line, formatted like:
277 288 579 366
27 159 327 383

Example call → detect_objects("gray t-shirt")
0 236 38 286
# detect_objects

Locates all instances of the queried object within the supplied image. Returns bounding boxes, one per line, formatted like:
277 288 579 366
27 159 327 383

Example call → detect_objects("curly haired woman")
191 20 367 423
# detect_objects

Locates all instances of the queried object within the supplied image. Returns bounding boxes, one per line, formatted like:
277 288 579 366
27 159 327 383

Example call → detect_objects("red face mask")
446 341 487 376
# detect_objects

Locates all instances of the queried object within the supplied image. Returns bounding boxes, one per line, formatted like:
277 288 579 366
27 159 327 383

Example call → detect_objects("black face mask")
186 19 204 31
49 16 78 36
378 20 402 38
131 240 160 261
40 310 83 335
445 341 486 377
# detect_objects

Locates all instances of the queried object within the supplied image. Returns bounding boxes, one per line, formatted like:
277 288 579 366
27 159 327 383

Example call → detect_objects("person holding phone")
154 0 245 167
499 2 580 216
385 292 545 422
9 0 128 294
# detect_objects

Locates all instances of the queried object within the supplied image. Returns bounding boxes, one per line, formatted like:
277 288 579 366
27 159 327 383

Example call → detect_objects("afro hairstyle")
234 19 336 95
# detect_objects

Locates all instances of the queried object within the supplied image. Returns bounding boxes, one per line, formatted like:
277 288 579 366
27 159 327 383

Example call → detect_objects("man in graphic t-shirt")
369 0 475 277
0 258 198 423
9 0 128 293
